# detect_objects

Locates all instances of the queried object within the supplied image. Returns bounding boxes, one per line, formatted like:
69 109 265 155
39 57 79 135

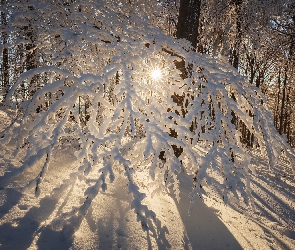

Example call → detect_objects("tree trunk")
176 0 201 50
279 70 287 135
231 0 242 69
274 70 281 130
1 0 9 101
24 4 38 98
168 0 202 159
287 118 291 144
283 87 290 134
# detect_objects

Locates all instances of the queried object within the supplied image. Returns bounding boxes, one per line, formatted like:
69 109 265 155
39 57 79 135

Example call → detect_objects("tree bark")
1 0 9 100
24 4 38 98
231 0 242 69
283 87 290 135
176 0 201 50
279 70 287 135
274 70 281 130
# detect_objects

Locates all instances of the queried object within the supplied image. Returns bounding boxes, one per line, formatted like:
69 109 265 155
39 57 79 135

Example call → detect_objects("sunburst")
151 69 162 81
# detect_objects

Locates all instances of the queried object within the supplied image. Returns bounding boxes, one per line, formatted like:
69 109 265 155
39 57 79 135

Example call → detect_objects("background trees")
0 0 294 237
2 0 293 145
198 0 295 146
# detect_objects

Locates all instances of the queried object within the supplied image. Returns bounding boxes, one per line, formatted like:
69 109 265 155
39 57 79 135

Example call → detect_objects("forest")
0 0 295 249
1 0 295 145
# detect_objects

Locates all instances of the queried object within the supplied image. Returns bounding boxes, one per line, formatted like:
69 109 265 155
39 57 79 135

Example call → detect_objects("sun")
151 69 162 81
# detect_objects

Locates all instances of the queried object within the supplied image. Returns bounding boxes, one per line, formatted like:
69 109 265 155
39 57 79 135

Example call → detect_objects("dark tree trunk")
24 4 38 98
231 0 242 69
176 0 201 50
283 87 290 135
279 70 287 135
167 0 202 160
255 71 261 88
16 45 26 100
287 118 291 144
1 0 9 101
247 55 255 85
274 70 281 130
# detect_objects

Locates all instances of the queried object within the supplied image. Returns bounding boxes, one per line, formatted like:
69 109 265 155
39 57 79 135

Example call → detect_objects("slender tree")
176 0 201 49
1 0 9 100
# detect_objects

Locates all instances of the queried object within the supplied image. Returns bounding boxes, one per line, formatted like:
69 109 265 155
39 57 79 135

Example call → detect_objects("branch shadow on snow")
0 188 22 219
94 200 131 249
1 152 172 249
0 171 84 249
251 177 295 227
224 163 295 249
51 173 172 250
0 186 73 250
33 161 171 250
170 171 243 250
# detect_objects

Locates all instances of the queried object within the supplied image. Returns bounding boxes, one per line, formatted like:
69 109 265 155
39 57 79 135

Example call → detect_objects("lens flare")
151 69 162 81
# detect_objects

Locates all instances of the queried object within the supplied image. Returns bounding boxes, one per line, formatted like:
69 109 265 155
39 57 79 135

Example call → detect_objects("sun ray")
151 69 162 81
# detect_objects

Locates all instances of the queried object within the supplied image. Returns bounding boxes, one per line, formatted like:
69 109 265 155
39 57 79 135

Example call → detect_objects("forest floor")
0 108 294 250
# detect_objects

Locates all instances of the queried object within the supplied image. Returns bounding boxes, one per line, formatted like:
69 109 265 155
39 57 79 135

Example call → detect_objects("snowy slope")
0 108 294 250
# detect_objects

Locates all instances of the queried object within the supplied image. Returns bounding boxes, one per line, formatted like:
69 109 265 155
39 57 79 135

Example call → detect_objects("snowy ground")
0 108 294 250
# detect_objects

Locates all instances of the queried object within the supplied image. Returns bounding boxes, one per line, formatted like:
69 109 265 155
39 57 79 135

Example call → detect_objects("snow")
1 2 295 248
4 0 294 222
0 108 294 249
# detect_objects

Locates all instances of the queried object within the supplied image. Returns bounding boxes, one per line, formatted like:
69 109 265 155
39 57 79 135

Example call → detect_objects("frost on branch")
1 1 294 236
